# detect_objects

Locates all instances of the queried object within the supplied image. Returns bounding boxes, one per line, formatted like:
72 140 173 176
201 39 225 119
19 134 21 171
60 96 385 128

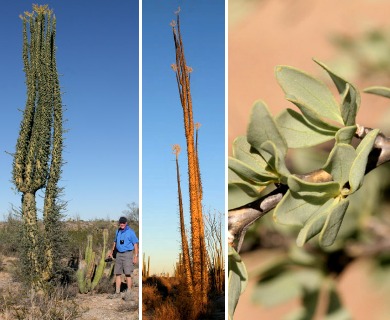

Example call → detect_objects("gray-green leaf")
296 198 334 246
276 108 336 148
260 140 291 180
349 129 379 193
335 125 357 145
288 175 340 200
323 144 357 186
247 100 288 157
274 190 331 227
364 86 390 99
314 59 360 126
228 168 264 210
319 198 349 247
229 157 277 184
275 65 343 125
232 136 268 170
228 246 248 320
285 96 342 131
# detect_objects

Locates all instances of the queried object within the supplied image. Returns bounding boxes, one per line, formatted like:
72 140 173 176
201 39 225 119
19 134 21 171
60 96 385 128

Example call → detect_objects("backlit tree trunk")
171 12 209 309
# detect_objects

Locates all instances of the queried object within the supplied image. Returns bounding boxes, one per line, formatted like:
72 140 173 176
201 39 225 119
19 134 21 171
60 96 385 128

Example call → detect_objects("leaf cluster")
229 59 389 248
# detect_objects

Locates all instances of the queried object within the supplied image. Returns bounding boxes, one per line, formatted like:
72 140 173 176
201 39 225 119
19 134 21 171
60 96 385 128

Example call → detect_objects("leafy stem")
228 125 390 253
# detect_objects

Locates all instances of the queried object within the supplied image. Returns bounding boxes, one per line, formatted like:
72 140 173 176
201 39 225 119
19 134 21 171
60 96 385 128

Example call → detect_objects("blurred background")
229 0 390 319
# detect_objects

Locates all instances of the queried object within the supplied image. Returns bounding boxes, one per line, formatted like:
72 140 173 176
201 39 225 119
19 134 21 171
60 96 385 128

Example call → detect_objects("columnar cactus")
76 230 109 293
13 5 64 287
91 229 108 290
142 253 151 278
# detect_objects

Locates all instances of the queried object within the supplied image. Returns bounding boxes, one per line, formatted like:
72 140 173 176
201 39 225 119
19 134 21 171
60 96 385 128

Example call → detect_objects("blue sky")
0 1 139 221
142 0 225 274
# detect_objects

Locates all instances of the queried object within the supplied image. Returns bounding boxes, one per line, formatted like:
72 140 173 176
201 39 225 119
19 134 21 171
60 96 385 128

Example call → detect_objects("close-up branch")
228 126 390 252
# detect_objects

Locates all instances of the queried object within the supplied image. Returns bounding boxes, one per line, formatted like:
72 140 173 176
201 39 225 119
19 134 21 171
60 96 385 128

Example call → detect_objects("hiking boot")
107 292 121 299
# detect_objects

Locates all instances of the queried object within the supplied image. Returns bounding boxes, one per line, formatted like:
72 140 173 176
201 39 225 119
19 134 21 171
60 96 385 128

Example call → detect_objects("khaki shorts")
114 251 134 275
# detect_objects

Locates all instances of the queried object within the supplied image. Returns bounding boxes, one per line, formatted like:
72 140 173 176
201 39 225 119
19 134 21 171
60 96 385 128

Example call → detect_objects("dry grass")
142 276 200 319
142 284 162 313
154 299 181 320
0 285 83 320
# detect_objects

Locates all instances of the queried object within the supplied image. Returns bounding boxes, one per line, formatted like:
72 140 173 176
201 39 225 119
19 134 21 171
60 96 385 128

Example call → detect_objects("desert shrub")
0 285 82 320
172 281 200 320
0 213 22 257
66 220 117 257
154 299 181 320
143 276 170 298
142 284 163 312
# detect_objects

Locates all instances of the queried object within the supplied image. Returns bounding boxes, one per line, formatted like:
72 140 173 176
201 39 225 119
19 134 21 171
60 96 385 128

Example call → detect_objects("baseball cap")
118 216 127 224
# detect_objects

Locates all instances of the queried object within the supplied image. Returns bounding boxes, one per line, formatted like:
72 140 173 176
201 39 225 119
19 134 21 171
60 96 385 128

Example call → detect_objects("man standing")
107 216 139 298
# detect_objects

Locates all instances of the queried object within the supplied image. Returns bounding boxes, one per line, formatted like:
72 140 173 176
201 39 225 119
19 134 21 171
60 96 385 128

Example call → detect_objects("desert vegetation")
142 10 225 320
0 211 139 320
0 5 139 319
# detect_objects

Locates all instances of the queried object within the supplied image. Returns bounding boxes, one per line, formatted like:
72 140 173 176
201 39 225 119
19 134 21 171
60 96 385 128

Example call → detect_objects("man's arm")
133 242 139 264
108 241 116 258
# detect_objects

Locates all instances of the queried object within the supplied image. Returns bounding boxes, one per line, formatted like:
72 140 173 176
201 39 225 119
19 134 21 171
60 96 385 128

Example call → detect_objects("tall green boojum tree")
13 4 64 287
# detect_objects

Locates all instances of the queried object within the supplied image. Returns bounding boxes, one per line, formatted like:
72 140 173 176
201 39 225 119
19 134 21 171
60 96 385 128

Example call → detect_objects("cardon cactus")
77 229 109 293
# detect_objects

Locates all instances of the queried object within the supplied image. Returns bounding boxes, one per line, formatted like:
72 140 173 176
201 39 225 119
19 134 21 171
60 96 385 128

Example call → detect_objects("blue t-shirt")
114 225 138 252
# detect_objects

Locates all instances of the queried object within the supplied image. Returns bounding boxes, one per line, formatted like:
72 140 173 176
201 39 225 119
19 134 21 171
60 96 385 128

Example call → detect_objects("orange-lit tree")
171 11 209 310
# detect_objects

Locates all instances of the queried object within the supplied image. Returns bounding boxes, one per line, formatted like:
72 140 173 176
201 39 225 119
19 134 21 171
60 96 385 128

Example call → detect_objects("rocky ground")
0 256 139 320
75 288 139 320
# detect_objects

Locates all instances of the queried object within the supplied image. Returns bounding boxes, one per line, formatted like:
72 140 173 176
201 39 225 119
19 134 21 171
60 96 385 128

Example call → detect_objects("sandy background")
229 0 390 152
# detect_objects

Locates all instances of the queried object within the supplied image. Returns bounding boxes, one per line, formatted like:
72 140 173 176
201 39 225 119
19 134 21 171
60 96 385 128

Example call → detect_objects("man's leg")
122 251 134 291
115 274 122 293
108 274 122 298
125 274 132 290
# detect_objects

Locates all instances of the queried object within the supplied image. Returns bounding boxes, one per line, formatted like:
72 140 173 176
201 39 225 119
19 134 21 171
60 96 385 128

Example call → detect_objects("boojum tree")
12 4 64 287
172 144 193 295
171 11 209 308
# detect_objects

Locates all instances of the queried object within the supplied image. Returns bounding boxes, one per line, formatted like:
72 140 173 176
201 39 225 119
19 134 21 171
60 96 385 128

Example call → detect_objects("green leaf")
286 96 342 131
288 246 318 266
323 144 357 186
274 190 331 227
232 136 268 170
349 129 379 193
296 199 334 246
324 279 351 319
252 271 301 307
340 84 360 127
319 198 349 247
228 157 277 184
228 246 248 320
314 59 360 126
364 86 390 99
247 100 288 157
260 141 291 181
335 125 357 145
295 269 324 292
228 182 261 210
288 175 340 200
228 168 264 210
276 108 337 148
275 65 343 125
